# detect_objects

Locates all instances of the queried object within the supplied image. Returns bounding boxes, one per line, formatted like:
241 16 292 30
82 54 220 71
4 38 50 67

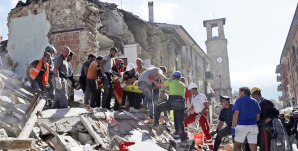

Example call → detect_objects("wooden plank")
25 93 40 117
39 123 58 136
18 97 46 139
0 98 25 116
0 138 34 150
80 114 107 149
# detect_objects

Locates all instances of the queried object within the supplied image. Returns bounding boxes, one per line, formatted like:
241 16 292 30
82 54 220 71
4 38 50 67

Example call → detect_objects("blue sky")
0 0 297 101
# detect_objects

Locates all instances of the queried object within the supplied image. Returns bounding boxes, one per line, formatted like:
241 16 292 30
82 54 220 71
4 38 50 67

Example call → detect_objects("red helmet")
116 59 124 65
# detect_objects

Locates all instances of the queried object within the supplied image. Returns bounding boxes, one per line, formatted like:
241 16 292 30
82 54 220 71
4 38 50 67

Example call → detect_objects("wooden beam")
0 138 34 150
18 97 46 139
80 114 107 149
39 123 58 136
25 93 40 117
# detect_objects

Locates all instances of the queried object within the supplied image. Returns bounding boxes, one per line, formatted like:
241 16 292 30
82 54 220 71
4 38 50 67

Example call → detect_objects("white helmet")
126 63 135 71
188 83 198 89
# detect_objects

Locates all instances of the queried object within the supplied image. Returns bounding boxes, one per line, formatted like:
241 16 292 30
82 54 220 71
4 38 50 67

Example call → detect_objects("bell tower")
204 18 232 97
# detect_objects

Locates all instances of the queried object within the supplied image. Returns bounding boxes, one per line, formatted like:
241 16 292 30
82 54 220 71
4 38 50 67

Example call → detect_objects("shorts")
235 125 258 144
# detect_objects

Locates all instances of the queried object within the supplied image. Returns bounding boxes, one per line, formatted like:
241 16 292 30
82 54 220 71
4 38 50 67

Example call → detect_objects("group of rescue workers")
25 45 298 150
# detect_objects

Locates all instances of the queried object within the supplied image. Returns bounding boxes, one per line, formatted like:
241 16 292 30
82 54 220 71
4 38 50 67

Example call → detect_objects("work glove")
55 77 62 89
232 127 235 137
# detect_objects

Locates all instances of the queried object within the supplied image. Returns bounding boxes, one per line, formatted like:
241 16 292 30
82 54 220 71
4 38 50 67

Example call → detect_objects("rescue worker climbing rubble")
184 83 214 150
26 52 50 92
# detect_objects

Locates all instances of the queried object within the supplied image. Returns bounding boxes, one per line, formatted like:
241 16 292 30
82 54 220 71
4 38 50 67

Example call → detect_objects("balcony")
277 84 284 91
205 71 213 82
275 64 283 73
277 75 282 82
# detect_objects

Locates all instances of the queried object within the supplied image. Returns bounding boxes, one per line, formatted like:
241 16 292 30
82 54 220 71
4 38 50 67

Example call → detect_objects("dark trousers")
32 78 45 91
84 79 101 108
79 76 87 93
127 92 142 109
154 96 186 141
102 73 112 110
257 123 272 151
213 126 232 151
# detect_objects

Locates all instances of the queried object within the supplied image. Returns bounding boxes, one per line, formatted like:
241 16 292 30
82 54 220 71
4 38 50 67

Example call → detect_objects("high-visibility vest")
29 59 49 86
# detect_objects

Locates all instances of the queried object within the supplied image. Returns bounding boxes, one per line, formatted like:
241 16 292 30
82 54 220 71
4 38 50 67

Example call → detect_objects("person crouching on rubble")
52 46 70 109
122 63 142 112
149 71 188 146
212 95 234 151
184 83 214 150
84 56 103 111
26 52 50 92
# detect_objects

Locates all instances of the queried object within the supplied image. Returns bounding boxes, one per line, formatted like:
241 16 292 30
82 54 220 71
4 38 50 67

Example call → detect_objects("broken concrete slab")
78 132 92 144
52 135 83 151
38 108 88 135
0 129 8 138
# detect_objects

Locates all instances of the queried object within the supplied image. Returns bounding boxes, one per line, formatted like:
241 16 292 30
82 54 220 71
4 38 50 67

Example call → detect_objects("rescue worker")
66 51 75 101
26 52 50 92
150 71 188 146
271 110 285 151
136 58 147 75
44 45 57 104
292 111 298 148
138 66 167 124
250 87 276 151
184 83 213 150
52 46 70 109
213 95 234 151
100 47 118 110
84 56 103 110
112 59 126 77
79 54 96 93
122 63 141 112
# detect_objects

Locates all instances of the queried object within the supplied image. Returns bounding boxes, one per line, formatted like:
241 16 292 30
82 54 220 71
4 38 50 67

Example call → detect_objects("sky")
0 0 297 101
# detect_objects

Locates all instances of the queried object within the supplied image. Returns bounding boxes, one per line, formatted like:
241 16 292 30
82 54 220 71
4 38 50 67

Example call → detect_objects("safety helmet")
251 87 261 95
172 71 181 77
126 63 135 71
45 45 57 53
188 83 198 90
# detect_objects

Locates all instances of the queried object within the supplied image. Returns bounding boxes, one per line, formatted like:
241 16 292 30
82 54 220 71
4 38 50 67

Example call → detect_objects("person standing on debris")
112 59 126 77
212 95 234 151
26 52 50 92
136 58 147 75
85 56 103 110
100 47 118 110
122 63 142 112
232 87 261 151
291 111 298 148
271 110 285 151
184 83 214 150
138 66 167 124
44 45 57 103
284 109 296 151
250 87 277 151
52 46 70 109
150 71 188 146
66 51 76 102
79 54 96 93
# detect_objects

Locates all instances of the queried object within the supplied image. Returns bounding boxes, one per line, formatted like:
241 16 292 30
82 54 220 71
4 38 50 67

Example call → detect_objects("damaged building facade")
6 0 215 94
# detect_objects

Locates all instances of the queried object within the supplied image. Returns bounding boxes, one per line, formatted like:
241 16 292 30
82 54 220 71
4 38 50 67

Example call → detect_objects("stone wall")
8 0 100 74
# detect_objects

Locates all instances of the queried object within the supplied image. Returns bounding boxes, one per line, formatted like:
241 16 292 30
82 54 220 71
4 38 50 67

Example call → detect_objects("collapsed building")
0 0 234 150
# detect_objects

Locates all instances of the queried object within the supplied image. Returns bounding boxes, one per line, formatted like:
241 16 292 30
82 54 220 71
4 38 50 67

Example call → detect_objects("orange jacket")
29 59 49 86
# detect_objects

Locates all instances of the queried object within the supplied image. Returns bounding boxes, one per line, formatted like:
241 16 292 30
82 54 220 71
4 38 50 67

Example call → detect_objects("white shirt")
191 93 208 113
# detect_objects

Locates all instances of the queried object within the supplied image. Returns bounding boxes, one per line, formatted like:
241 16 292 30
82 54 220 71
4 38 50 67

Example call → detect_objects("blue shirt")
80 61 90 78
233 96 261 125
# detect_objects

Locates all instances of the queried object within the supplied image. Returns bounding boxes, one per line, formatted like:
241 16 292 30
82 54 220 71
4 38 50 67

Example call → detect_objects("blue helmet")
172 71 181 77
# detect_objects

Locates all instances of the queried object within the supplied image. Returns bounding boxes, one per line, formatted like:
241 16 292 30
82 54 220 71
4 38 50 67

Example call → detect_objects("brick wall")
54 31 80 71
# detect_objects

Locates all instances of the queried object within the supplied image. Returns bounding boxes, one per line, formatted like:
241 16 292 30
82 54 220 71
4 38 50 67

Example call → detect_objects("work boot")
146 117 154 124
140 106 148 112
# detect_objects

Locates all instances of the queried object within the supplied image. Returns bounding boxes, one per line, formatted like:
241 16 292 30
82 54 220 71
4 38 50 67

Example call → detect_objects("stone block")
0 129 8 138
78 132 92 144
